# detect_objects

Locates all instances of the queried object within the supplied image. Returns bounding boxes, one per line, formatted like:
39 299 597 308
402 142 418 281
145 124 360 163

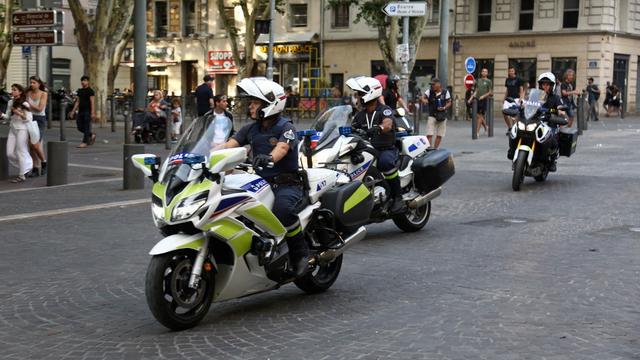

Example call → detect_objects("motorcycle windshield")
309 105 352 152
524 89 545 121
161 114 233 183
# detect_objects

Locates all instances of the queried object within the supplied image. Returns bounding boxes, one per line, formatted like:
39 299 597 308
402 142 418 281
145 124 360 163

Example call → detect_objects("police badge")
383 109 393 117
283 129 296 143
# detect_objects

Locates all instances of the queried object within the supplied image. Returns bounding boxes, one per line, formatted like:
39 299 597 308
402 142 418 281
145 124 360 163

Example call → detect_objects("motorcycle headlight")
517 121 525 131
172 192 208 221
526 123 538 131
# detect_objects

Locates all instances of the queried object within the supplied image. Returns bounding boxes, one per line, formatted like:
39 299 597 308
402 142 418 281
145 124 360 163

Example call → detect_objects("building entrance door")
613 54 629 110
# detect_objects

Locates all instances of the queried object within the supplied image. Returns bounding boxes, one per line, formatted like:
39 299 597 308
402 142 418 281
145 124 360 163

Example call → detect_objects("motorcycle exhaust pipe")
408 187 442 209
314 226 367 265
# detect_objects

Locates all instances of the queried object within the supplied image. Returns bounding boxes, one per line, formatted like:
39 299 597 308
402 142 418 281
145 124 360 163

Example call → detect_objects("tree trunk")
86 52 112 125
0 0 14 89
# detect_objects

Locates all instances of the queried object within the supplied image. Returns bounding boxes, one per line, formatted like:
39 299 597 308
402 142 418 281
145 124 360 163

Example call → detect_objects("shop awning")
256 32 319 45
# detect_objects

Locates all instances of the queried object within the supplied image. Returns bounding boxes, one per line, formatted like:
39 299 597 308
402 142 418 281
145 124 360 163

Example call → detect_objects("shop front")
207 50 241 96
121 46 178 93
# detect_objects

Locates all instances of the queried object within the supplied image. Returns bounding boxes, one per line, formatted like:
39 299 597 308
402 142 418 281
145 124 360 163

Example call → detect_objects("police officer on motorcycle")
225 77 309 278
507 72 563 171
347 76 405 214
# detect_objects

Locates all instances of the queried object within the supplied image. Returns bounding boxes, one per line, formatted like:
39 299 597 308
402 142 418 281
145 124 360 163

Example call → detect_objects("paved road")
1 117 639 359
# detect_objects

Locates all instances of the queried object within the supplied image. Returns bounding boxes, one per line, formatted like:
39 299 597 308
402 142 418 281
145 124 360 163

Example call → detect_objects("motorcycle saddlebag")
411 149 455 192
558 127 578 157
320 180 373 229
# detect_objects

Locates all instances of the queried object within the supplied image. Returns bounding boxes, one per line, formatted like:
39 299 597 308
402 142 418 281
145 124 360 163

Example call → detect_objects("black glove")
252 154 273 168
366 126 381 137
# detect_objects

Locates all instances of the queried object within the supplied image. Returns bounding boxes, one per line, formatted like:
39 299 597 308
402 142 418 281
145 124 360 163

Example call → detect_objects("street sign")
12 10 62 28
12 30 63 46
382 2 427 17
22 46 32 59
465 57 476 74
464 74 475 90
396 44 410 63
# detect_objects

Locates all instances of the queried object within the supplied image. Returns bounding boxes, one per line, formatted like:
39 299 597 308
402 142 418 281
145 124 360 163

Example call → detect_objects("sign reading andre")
382 2 427 17
12 10 62 28
12 30 63 46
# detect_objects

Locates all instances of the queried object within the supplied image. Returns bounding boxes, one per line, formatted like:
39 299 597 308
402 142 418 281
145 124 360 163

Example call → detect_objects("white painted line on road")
0 198 150 223
68 163 123 171
0 178 122 195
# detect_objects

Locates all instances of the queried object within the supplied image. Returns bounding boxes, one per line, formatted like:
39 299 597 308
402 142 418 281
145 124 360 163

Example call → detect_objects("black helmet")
386 75 400 90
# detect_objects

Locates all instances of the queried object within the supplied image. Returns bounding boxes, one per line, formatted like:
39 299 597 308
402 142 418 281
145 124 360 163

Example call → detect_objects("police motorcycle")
131 113 373 330
298 105 455 232
504 89 577 191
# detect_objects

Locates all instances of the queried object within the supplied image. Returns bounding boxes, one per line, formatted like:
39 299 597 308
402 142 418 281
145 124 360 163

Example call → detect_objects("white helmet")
346 76 383 104
236 77 286 119
537 72 556 91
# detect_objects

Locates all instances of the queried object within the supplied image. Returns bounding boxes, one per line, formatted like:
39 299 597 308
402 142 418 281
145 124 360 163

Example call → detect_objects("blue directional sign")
21 46 32 59
465 57 476 74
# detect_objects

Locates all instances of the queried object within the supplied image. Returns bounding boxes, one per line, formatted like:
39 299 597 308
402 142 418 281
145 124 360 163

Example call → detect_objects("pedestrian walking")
422 78 451 149
468 68 492 135
607 85 622 117
603 81 613 114
195 75 214 116
503 67 524 131
2 84 33 183
584 77 600 122
170 97 182 143
26 76 48 176
560 69 580 127
69 75 96 148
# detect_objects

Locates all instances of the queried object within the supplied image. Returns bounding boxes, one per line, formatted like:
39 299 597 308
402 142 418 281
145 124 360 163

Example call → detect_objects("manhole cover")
504 218 527 224
83 172 119 178
629 227 640 233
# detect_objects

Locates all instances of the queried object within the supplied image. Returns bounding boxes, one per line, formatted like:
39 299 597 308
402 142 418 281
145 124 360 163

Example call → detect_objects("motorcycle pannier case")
320 180 373 229
411 149 455 192
558 127 578 157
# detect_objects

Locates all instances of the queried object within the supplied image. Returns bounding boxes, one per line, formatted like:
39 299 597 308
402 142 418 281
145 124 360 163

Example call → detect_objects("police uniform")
352 103 402 198
231 116 308 260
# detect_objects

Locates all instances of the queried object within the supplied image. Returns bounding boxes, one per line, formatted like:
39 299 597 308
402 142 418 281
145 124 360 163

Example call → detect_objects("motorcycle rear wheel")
294 254 343 294
392 201 431 232
145 250 214 330
512 155 527 191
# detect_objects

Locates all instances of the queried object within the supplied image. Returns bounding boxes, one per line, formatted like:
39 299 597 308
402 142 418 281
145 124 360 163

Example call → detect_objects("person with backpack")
584 77 600 122
422 78 451 149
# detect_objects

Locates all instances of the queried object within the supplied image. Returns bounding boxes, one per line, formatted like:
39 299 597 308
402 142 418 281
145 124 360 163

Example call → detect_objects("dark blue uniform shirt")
232 116 299 179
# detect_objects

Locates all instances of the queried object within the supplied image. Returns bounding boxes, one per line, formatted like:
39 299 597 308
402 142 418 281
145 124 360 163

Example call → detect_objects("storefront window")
519 0 534 30
552 57 577 85
290 4 307 27
282 63 300 94
509 58 536 89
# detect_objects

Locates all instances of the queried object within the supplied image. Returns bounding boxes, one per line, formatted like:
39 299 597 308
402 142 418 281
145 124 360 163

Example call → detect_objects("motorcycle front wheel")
294 254 343 294
145 250 214 331
392 201 431 232
512 154 527 191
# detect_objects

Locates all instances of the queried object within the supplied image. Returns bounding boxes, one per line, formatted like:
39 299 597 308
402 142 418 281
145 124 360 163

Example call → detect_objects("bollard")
620 97 625 119
123 99 131 144
471 98 478 140
487 96 494 137
47 141 68 186
123 143 145 190
110 96 116 132
581 95 588 131
59 98 66 141
0 137 8 180
454 95 459 121
576 95 584 135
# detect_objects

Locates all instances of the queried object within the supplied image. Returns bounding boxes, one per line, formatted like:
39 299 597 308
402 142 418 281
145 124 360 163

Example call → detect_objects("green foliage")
327 0 387 26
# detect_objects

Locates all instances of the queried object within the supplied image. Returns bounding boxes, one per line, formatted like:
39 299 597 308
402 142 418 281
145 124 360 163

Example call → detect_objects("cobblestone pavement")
1 117 639 359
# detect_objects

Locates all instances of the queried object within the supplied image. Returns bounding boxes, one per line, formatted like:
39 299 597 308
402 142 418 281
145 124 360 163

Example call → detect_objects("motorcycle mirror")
131 154 161 182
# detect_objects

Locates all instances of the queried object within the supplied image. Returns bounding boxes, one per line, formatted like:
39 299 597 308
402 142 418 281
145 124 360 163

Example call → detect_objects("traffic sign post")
22 46 32 59
12 30 63 46
464 74 475 90
382 2 426 17
465 57 476 74
12 10 63 28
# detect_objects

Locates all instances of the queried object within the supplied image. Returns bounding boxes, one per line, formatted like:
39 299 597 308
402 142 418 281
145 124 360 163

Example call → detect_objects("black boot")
389 195 406 215
386 176 405 215
286 234 310 278
41 161 47 175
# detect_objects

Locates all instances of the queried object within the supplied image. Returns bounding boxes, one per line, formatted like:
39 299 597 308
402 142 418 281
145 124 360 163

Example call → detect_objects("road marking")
0 198 150 223
0 178 122 195
68 163 123 171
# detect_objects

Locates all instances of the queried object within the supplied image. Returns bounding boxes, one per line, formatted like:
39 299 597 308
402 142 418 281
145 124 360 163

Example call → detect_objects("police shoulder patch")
283 129 296 141
383 109 393 117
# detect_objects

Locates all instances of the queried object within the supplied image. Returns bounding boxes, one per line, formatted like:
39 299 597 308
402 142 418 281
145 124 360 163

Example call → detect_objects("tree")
0 0 15 89
328 0 429 84
216 0 284 79
68 0 135 124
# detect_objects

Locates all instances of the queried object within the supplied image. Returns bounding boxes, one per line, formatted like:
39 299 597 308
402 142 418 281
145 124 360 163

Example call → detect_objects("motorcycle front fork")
188 235 210 289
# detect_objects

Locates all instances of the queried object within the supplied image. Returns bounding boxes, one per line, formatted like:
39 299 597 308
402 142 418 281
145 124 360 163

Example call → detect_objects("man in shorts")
469 68 492 135
422 78 451 149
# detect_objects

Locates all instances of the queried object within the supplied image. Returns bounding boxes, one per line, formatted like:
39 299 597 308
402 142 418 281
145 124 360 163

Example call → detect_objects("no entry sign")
464 74 475 90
